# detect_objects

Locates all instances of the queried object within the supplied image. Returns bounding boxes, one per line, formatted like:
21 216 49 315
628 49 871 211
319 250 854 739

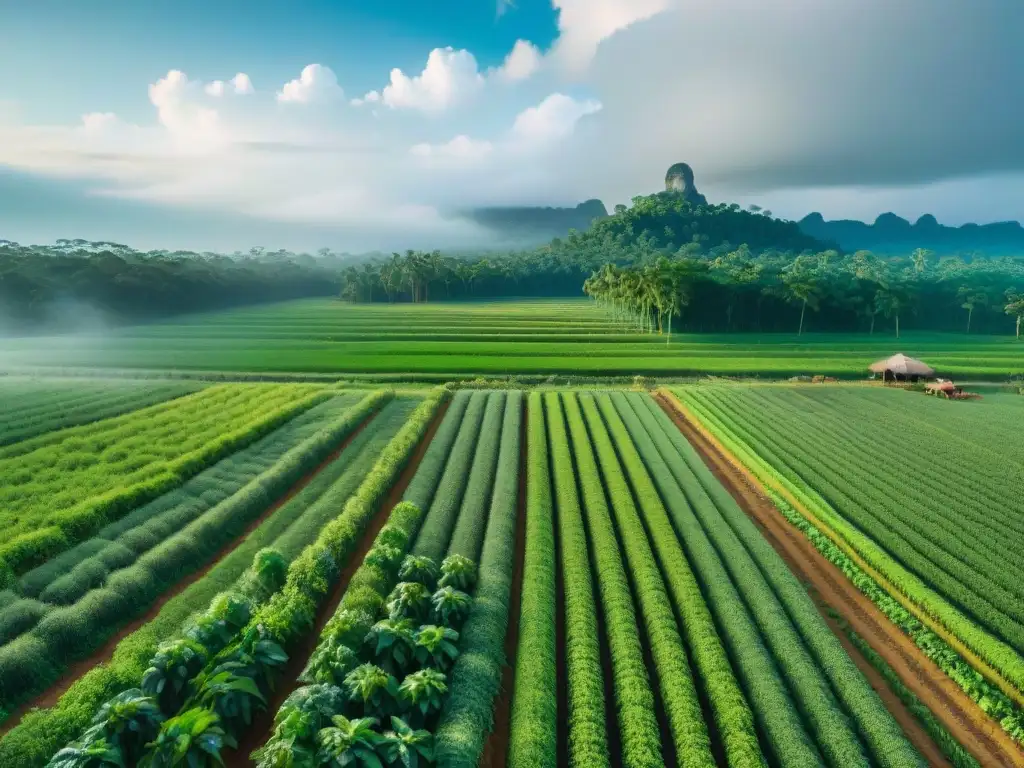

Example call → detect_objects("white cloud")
148 70 224 147
277 64 342 104
231 73 254 94
550 0 672 74
80 112 119 133
511 93 602 145
376 47 483 113
205 73 253 97
350 90 380 107
494 40 542 82
410 134 494 166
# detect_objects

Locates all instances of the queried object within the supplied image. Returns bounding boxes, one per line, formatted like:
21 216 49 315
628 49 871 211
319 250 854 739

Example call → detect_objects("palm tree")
1006 290 1024 340
781 255 822 335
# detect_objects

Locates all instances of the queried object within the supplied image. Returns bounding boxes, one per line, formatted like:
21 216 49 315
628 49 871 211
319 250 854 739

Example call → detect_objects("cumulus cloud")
493 40 542 82
369 48 484 113
511 93 601 145
231 73 254 95
277 64 342 104
148 70 224 147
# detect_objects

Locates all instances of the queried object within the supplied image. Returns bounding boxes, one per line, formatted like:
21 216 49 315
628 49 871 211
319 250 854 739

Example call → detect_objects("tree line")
4 191 1024 337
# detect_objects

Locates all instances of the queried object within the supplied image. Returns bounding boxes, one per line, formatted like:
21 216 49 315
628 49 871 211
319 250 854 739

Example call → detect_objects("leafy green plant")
385 583 431 623
365 545 404 579
343 664 399 719
140 707 235 768
315 715 385 768
142 639 209 715
413 625 459 672
438 555 476 592
189 666 266 730
300 639 361 687
365 619 416 676
252 685 347 768
430 587 472 629
397 669 447 725
381 717 434 768
46 738 123 768
397 556 439 590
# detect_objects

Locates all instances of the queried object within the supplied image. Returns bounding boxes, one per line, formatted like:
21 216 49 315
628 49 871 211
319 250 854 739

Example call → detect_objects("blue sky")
1 0 1022 252
0 0 557 123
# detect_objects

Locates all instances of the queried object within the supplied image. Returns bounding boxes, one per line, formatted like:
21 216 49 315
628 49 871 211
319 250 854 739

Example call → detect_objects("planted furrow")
579 392 713 767
507 392 558 768
623 392 925 768
447 391 508 561
435 390 523 768
413 391 489 562
562 392 663 768
544 392 610 768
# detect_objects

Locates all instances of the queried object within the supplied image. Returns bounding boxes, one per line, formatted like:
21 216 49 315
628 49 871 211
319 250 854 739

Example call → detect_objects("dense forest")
3 192 1024 336
0 240 343 331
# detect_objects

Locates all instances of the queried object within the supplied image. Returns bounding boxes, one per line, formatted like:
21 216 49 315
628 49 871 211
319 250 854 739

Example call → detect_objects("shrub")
398 556 439 590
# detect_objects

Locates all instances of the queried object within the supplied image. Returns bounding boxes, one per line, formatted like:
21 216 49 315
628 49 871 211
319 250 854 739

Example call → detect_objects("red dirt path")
656 392 1024 768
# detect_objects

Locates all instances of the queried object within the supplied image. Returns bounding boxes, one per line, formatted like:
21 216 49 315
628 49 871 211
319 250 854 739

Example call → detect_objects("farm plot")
0 378 202 446
673 384 1024 748
2 297 1023 377
508 390 933 768
230 389 523 767
0 382 328 574
0 391 393 725
0 388 445 767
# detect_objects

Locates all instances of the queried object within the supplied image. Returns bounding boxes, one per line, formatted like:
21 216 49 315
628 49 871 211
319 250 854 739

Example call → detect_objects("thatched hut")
869 353 935 382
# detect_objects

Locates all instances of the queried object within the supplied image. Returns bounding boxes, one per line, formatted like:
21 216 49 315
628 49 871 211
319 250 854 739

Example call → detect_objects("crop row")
768 484 1024 749
615 392 922 768
0 394 367 639
0 379 202 446
716 389 1024 637
250 392 520 766
0 383 330 574
0 391 392 722
434 391 523 767
676 387 1024 697
37 387 448 765
0 391 438 767
411 391 489 563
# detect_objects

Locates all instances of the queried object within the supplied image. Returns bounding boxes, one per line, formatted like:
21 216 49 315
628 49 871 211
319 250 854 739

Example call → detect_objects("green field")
1 376 1022 764
2 298 1023 378
677 383 1024 746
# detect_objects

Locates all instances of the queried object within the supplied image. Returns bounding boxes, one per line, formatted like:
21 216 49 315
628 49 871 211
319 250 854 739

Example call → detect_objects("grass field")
0 373 1022 767
2 298 1023 378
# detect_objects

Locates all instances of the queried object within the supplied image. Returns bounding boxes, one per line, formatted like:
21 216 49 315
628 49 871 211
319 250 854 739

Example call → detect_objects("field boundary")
655 390 1024 767
659 388 1024 711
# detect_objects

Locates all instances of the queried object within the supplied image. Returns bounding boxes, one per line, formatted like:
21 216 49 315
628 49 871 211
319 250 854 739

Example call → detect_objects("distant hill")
798 212 1024 255
467 199 608 244
567 192 830 255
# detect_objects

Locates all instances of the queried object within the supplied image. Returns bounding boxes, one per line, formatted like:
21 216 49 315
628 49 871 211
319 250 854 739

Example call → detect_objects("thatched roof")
869 353 935 376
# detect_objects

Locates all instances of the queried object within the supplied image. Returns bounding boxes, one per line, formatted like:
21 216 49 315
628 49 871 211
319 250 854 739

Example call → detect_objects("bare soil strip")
227 400 449 766
0 409 380 738
479 402 527 768
656 392 1024 768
